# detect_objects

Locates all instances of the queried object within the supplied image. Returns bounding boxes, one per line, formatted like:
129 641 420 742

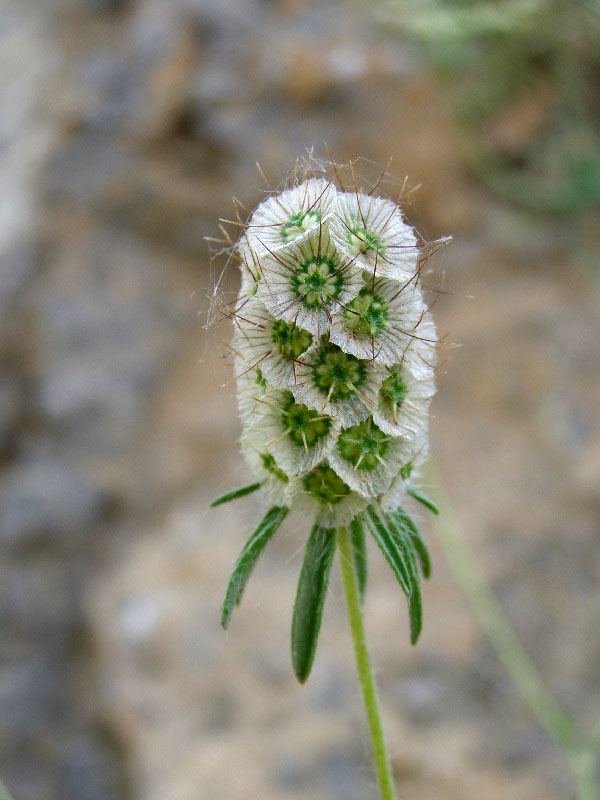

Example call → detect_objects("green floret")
379 366 407 419
290 257 344 309
303 463 351 505
270 319 313 359
337 418 389 471
344 287 389 338
281 209 321 243
281 392 331 449
312 343 367 400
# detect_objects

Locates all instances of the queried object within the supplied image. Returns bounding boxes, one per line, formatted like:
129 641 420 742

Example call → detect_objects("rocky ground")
1 1 599 799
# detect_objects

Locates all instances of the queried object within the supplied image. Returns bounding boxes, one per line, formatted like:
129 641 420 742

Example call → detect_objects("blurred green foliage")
372 0 600 214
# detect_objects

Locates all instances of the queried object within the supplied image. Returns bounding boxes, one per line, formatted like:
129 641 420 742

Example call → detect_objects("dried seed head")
228 165 442 528
213 159 450 667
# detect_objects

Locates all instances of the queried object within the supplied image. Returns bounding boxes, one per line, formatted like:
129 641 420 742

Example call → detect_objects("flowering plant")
211 159 447 800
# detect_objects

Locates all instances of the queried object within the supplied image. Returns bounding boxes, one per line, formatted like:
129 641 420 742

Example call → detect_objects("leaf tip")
294 667 309 684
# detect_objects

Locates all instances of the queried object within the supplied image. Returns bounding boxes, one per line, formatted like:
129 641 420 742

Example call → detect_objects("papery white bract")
232 299 314 391
256 226 363 339
249 385 341 476
245 178 337 256
329 192 419 281
240 426 300 507
328 272 426 365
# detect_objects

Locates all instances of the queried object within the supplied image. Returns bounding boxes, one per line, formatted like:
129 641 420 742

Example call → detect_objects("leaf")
386 513 423 645
406 486 439 515
349 516 367 603
391 507 432 579
365 506 411 596
292 525 337 683
210 482 262 507
221 505 288 629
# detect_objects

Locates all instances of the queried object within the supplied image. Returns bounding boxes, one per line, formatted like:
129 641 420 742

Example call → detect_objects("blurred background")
0 0 599 798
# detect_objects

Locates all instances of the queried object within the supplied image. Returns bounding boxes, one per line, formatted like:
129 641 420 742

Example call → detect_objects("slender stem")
588 716 600 753
572 749 600 800
337 526 398 800
0 777 14 800
574 716 600 800
427 467 575 749
427 463 600 800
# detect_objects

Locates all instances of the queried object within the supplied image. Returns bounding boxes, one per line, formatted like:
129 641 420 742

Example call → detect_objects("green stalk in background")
428 463 600 800
0 777 14 800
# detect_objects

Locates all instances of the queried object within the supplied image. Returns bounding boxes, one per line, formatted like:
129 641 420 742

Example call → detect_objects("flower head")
212 160 448 677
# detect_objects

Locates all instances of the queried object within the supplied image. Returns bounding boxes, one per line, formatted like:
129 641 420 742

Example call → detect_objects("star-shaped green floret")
270 319 313 359
290 257 344 309
303 463 351 504
337 418 390 471
347 224 384 257
281 392 331 449
344 287 389 337
312 344 367 400
281 209 321 243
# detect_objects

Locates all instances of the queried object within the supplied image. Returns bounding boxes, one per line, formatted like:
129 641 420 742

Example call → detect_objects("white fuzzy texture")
256 227 363 339
230 177 439 526
329 192 419 281
241 428 300 507
245 178 337 257
249 386 341 476
290 337 386 429
328 273 426 366
232 299 314 391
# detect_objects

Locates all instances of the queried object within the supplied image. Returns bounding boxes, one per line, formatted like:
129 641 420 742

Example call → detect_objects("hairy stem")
337 526 398 800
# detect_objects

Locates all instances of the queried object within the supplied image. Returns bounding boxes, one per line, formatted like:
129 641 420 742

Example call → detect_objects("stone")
0 458 106 546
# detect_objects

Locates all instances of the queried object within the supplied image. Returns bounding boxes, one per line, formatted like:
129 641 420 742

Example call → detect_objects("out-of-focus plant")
370 0 600 214
429 466 600 800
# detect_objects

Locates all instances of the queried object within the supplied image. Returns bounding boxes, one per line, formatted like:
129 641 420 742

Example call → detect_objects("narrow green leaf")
407 486 439 515
210 482 262 507
292 525 337 683
365 506 411 596
221 505 288 629
349 516 367 602
392 507 432 579
386 514 423 645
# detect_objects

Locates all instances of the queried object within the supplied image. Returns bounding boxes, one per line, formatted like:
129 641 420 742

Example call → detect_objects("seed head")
212 159 449 666
231 168 439 523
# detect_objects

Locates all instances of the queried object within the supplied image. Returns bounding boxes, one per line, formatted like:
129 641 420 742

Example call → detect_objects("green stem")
574 716 600 800
428 464 600 799
337 526 398 800
431 482 575 746
572 749 600 800
0 777 14 800
588 716 600 753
